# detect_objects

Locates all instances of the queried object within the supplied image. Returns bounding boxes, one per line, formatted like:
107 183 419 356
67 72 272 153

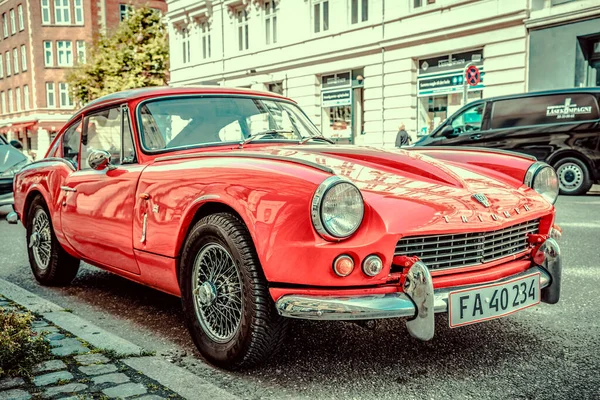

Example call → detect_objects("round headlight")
524 162 559 204
311 176 364 240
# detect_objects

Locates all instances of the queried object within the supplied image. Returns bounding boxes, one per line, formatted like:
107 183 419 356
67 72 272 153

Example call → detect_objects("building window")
351 0 368 23
15 87 21 112
2 13 7 38
76 40 85 64
414 0 435 7
44 41 53 66
236 9 249 51
0 92 5 115
313 1 329 33
59 83 74 108
13 48 19 74
8 89 13 113
180 27 190 64
10 9 16 34
5 52 10 76
74 0 83 24
264 1 277 45
46 82 55 108
199 21 211 59
23 85 29 110
267 82 283 95
54 0 71 25
18 5 24 31
0 57 3 78
120 4 133 21
57 41 73 66
41 0 51 24
21 45 27 71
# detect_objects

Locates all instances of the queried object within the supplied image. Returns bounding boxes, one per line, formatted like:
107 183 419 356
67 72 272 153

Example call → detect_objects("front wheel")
180 212 288 369
554 157 592 196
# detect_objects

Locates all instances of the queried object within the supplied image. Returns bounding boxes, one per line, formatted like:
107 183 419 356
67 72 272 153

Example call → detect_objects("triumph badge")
472 193 490 208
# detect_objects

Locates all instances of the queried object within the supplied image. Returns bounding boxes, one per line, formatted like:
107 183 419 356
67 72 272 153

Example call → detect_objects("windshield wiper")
299 135 335 145
239 129 296 148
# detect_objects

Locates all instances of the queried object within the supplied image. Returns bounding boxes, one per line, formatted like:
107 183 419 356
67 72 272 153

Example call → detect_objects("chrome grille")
395 219 540 271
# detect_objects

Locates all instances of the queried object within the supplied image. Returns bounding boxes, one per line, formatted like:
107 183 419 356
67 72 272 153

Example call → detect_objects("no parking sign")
466 65 481 86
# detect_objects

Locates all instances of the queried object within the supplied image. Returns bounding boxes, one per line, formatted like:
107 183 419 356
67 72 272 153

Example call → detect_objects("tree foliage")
67 6 169 104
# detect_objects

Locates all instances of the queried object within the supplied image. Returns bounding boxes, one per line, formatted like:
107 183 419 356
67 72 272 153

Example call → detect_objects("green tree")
67 5 169 104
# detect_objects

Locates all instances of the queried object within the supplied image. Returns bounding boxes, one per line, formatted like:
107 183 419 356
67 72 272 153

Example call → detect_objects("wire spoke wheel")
30 208 52 270
557 162 583 191
192 243 243 343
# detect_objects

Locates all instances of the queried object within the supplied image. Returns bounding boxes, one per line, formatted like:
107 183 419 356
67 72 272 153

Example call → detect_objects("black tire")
554 157 593 196
179 212 288 369
26 196 80 286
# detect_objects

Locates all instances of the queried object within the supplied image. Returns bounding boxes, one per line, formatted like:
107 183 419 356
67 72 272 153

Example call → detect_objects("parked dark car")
414 88 600 195
0 135 29 207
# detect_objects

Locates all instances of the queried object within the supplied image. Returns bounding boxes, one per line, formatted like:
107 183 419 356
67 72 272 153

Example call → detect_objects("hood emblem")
472 193 490 208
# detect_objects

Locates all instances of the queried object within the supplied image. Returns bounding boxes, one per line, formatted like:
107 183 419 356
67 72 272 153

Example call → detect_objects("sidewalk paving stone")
78 364 117 376
32 326 59 335
33 360 67 374
48 338 82 348
102 382 147 398
74 354 110 365
51 343 90 357
0 378 25 390
91 373 130 385
135 396 167 400
46 333 66 341
42 383 88 398
0 388 31 400
33 371 74 387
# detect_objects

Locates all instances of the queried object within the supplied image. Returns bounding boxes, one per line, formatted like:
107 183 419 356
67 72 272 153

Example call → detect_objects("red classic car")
8 87 562 369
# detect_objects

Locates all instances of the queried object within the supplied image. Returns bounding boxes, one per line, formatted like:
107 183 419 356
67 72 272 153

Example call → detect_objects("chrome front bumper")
275 238 562 341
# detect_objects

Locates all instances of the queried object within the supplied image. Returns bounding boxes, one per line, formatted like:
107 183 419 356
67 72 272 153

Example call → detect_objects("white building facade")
166 0 529 146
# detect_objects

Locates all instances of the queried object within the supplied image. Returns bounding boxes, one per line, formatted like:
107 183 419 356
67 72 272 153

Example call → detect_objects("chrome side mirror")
87 149 114 171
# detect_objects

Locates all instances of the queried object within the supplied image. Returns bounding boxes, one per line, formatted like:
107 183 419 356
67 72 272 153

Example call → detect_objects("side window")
122 110 136 164
451 103 484 133
62 120 82 168
81 107 123 169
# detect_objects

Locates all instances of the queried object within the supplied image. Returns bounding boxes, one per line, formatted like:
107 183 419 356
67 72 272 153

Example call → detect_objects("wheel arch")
22 187 50 228
547 150 597 181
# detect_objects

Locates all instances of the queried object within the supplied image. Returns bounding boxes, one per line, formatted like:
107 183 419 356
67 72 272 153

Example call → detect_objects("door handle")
60 186 77 192
470 134 482 140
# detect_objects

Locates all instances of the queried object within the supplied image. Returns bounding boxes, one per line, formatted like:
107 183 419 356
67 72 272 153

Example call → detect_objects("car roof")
81 86 292 113
481 87 600 103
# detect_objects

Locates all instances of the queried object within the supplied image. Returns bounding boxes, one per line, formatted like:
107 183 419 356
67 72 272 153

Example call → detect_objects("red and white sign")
466 65 481 86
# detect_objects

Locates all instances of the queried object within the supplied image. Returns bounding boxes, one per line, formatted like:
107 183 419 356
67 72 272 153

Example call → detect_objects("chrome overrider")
275 238 562 341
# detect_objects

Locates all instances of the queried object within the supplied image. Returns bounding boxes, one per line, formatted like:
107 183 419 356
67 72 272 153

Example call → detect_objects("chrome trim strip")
60 186 77 192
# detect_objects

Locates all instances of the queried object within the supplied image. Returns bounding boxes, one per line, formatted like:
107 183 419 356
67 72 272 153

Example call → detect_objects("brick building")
0 0 166 160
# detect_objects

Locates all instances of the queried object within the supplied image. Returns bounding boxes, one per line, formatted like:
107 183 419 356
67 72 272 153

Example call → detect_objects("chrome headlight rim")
524 161 559 204
311 176 364 241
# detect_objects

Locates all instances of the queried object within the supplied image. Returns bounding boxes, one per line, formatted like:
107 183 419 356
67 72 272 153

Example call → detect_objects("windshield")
138 96 322 152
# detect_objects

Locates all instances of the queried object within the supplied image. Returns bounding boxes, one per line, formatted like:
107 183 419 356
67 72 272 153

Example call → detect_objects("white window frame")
18 5 24 31
13 48 19 74
24 85 29 110
76 40 85 64
413 0 436 9
41 0 51 24
200 21 211 59
0 57 3 78
57 40 73 66
44 41 54 67
74 0 84 24
15 87 21 112
264 1 277 45
46 82 55 108
5 52 10 76
180 26 191 64
0 92 5 115
59 82 74 108
2 13 8 38
54 0 71 25
120 4 132 21
10 9 16 34
7 89 13 113
350 0 368 24
21 45 27 71
236 8 249 52
312 0 329 34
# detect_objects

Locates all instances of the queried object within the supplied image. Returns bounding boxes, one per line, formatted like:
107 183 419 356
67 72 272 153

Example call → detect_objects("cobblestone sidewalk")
0 296 181 400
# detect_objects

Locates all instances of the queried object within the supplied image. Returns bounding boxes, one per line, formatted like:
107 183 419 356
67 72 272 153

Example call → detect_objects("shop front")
320 70 364 144
416 50 485 137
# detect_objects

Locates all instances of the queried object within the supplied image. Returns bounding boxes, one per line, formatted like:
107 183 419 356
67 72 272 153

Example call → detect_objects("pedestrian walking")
395 123 411 147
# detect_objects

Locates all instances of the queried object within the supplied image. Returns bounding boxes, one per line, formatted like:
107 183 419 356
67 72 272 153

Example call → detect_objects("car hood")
241 145 551 234
0 144 28 174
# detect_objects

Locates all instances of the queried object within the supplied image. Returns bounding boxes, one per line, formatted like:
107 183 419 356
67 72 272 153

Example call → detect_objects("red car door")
60 105 143 274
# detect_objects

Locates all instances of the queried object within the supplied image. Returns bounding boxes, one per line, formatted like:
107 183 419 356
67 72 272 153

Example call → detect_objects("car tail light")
333 255 354 277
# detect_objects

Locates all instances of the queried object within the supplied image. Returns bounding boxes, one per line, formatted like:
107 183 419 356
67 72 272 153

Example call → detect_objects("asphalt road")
1 194 599 400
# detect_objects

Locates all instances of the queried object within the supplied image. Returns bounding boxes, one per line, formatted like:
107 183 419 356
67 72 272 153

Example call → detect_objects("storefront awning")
1 121 38 133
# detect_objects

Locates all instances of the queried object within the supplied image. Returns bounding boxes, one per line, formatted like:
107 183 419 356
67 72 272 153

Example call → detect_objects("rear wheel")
554 157 592 196
26 196 80 286
180 212 288 369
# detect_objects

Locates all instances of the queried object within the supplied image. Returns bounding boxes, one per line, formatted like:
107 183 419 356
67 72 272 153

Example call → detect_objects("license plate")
448 273 540 328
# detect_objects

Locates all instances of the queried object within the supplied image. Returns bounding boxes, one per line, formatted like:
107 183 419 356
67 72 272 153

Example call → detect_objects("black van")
413 88 600 195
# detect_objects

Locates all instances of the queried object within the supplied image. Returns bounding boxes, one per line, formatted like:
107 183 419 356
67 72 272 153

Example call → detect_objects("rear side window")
491 94 599 129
